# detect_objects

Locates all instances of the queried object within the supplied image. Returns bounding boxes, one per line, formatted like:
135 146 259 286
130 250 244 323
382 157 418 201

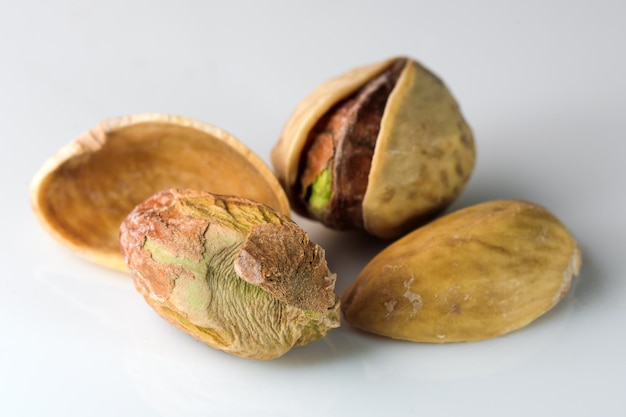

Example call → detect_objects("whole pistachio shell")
341 200 581 342
120 189 340 360
30 114 289 271
272 56 475 239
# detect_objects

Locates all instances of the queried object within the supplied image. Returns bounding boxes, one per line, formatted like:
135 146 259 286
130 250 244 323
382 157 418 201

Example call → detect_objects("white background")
2 1 625 416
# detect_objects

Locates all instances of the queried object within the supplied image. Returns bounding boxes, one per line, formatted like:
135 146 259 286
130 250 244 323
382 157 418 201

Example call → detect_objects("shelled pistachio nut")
272 56 475 239
341 200 581 342
30 114 289 271
120 189 340 360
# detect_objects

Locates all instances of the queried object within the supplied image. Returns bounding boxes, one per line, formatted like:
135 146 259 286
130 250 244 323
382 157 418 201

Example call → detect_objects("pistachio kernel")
120 189 340 360
298 58 407 229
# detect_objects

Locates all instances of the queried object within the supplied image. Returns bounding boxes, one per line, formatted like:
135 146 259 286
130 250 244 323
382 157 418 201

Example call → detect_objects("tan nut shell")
272 57 475 238
341 200 582 342
30 114 290 272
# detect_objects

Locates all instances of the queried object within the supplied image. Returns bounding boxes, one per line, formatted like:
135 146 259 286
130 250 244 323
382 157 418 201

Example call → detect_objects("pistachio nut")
30 114 289 271
272 56 475 239
341 200 581 342
119 189 340 359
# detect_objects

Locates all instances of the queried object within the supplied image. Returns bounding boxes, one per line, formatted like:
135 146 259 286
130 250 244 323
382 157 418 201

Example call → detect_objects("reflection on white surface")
33 261 579 416
125 335 345 416
34 266 348 415
358 301 574 382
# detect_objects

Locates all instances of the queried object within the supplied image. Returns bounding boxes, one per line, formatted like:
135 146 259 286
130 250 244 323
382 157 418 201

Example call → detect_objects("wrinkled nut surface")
30 114 289 271
272 56 475 239
341 200 581 342
120 189 340 360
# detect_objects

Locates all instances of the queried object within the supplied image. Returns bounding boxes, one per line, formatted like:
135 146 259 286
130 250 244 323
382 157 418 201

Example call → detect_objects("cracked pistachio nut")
341 200 581 342
30 113 289 272
271 56 475 239
119 189 340 360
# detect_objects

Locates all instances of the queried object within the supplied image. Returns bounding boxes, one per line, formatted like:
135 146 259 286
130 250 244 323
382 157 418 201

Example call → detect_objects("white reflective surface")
2 1 625 416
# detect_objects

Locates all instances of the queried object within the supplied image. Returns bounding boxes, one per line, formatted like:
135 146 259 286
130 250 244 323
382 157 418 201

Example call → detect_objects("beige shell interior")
30 114 290 272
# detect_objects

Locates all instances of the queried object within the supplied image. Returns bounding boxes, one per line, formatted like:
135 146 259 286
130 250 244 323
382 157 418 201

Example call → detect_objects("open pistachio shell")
30 114 290 272
341 200 582 342
271 56 475 239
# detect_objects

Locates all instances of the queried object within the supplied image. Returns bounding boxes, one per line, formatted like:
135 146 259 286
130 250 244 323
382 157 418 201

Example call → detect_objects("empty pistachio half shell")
120 189 340 360
272 56 475 239
341 200 581 342
30 114 289 271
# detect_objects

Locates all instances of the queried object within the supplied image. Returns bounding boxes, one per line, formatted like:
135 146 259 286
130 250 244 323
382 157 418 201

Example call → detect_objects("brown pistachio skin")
120 189 340 360
271 56 475 239
341 200 581 342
